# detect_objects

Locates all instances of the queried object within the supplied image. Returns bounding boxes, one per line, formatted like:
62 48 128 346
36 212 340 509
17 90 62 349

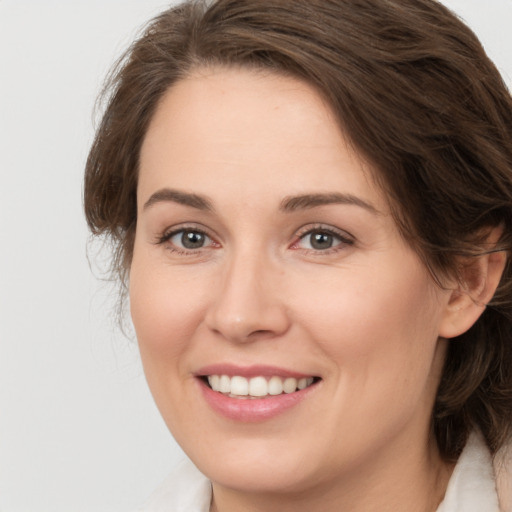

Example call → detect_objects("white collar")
436 430 499 512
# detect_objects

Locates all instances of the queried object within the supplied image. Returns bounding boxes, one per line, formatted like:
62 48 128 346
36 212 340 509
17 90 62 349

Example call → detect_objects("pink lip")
195 364 320 422
195 363 313 379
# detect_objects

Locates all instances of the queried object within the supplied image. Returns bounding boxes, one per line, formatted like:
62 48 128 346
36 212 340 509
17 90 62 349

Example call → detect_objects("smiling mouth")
203 375 320 399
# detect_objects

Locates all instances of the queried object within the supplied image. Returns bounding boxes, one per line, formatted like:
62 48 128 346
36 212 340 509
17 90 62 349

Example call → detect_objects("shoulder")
136 458 212 512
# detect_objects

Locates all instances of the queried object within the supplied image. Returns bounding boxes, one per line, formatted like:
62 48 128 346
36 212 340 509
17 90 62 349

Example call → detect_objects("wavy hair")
84 0 512 460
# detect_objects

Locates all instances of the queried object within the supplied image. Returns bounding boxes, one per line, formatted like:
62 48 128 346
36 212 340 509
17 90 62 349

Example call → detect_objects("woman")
84 0 512 510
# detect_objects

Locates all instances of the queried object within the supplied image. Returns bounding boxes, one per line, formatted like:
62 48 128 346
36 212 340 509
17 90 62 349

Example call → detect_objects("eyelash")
155 224 354 255
155 225 217 255
291 224 354 254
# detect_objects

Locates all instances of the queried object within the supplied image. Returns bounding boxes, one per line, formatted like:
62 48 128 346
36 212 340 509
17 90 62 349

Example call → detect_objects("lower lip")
198 378 318 422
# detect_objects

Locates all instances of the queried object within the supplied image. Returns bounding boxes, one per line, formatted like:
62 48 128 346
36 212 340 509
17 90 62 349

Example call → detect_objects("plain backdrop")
0 1 511 511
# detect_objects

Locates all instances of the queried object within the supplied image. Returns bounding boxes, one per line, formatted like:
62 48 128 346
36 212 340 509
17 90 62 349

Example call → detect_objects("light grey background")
0 1 511 511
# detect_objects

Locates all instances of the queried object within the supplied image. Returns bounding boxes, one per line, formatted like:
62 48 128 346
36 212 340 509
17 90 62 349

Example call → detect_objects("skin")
130 67 469 512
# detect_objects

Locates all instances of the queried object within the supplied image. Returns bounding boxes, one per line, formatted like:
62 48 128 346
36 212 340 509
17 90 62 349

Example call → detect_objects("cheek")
129 248 208 365
288 260 448 452
293 257 446 384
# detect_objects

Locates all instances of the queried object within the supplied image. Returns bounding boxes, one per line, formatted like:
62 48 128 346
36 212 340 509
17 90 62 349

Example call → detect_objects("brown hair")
84 0 512 461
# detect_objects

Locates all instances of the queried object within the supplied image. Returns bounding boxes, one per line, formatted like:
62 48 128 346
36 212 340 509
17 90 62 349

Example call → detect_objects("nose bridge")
205 245 289 342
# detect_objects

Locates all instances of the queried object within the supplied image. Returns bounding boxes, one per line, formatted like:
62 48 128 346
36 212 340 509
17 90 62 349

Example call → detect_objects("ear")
439 226 507 339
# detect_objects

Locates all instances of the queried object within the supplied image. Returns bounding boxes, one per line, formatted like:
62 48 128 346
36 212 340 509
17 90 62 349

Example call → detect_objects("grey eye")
171 230 209 249
296 229 347 251
309 232 335 250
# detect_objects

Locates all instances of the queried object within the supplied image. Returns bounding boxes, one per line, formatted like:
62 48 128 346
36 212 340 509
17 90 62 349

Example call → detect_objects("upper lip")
195 363 318 379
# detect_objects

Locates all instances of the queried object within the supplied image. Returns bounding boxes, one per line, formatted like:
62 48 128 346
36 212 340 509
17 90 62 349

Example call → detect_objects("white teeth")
249 376 268 397
206 374 315 397
268 376 283 395
297 377 308 390
230 376 249 396
208 375 219 390
219 375 231 393
283 377 298 394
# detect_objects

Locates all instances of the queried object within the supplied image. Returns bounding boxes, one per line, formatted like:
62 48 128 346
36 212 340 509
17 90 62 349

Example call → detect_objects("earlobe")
438 227 507 339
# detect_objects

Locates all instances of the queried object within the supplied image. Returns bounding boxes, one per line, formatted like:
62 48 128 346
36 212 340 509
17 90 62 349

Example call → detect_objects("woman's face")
131 68 453 494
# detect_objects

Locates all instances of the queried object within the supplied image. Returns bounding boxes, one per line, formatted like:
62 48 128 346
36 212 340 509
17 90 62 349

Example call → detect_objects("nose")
204 251 290 343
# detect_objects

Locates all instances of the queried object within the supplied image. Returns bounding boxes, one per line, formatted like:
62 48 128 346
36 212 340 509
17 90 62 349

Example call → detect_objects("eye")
157 227 217 253
298 230 340 250
293 227 353 252
171 229 210 249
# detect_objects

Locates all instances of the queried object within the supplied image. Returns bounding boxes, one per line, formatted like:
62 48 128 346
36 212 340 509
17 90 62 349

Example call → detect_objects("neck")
209 435 454 512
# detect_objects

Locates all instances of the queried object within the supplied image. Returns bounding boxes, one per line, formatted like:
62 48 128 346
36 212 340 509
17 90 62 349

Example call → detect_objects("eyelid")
295 223 354 240
155 223 219 249
153 222 353 254
290 223 355 251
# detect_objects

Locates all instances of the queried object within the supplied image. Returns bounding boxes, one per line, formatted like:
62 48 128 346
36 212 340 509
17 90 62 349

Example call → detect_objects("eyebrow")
280 193 380 215
143 188 214 212
142 188 380 215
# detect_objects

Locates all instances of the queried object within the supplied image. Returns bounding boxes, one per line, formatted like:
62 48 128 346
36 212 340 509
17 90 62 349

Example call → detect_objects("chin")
198 454 319 495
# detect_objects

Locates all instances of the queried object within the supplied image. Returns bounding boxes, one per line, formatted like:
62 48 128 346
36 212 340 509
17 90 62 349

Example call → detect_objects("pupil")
311 232 333 250
182 231 205 249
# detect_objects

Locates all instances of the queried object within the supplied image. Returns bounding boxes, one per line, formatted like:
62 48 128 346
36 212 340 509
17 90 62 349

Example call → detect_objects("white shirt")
138 432 499 512
437 431 499 512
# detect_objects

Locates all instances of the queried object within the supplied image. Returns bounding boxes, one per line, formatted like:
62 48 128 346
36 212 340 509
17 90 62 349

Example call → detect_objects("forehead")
138 67 386 212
